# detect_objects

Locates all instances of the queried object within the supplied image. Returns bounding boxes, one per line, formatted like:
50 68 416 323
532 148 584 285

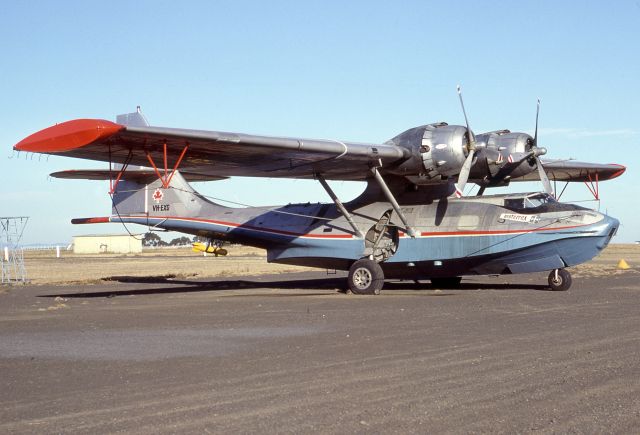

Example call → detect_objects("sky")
1 0 638 244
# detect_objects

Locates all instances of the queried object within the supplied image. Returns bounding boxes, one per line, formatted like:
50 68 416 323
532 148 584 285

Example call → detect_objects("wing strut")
108 147 134 195
145 141 190 189
370 168 416 238
554 179 570 201
316 174 364 238
584 172 600 200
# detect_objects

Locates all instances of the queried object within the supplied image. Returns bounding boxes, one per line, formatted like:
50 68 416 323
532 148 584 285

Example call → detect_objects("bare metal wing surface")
14 117 625 187
14 119 407 181
512 159 626 183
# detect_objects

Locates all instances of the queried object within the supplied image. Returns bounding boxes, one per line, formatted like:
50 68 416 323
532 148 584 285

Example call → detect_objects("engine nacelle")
419 124 470 178
478 131 533 155
387 124 539 186
474 131 537 180
385 123 472 183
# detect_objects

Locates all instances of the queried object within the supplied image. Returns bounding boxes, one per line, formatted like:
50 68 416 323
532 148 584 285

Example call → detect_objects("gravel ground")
1 262 639 433
19 244 639 285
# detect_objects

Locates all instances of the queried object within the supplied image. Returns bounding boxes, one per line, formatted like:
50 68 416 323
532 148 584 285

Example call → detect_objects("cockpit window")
504 198 524 209
502 193 582 214
504 193 556 210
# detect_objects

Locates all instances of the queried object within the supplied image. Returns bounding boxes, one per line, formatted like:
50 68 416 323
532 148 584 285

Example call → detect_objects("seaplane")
14 88 625 294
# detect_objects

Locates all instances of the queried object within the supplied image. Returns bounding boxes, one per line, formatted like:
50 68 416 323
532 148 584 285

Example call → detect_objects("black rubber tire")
348 259 384 295
548 269 572 291
430 277 462 289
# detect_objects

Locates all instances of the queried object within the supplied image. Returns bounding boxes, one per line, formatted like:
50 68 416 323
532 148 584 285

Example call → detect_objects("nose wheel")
548 268 572 291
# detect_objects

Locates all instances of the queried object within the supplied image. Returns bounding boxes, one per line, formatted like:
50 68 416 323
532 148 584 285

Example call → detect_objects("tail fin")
112 170 224 217
116 106 149 127
112 107 150 172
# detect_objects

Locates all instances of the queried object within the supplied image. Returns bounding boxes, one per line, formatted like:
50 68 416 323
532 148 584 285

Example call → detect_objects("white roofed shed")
73 234 142 254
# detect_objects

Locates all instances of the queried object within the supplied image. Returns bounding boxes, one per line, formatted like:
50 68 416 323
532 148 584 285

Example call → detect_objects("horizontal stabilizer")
51 169 228 183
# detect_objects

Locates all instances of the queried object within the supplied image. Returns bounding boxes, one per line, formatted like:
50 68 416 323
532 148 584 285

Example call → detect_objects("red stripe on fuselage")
76 214 593 239
115 215 591 239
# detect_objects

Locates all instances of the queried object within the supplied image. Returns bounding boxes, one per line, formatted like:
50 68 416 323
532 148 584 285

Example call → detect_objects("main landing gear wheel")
348 259 384 295
548 269 572 291
430 277 462 289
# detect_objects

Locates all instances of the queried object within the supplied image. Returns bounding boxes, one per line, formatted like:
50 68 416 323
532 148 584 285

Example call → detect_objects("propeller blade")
455 85 476 198
457 85 475 144
535 156 554 196
531 99 553 196
455 150 475 198
533 98 540 147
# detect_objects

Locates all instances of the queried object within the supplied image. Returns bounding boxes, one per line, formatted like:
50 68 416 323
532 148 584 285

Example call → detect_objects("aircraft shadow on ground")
39 276 552 299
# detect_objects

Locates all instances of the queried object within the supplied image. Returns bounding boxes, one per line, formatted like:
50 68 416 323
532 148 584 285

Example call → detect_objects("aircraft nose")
598 214 620 249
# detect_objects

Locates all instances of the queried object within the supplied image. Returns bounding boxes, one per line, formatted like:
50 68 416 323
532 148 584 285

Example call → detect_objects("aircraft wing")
14 119 408 181
513 159 626 182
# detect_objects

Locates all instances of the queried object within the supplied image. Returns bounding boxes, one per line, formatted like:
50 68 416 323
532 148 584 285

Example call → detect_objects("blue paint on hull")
382 232 615 279
114 213 618 279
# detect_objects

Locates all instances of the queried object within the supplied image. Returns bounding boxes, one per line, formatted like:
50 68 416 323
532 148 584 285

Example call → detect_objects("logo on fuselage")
152 188 164 203
499 213 540 224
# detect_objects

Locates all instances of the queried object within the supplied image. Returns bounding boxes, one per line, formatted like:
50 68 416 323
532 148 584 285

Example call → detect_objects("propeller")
531 99 554 196
454 85 476 198
492 99 554 197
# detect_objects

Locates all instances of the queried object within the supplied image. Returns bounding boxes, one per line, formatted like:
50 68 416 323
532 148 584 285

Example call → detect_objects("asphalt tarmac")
1 270 639 433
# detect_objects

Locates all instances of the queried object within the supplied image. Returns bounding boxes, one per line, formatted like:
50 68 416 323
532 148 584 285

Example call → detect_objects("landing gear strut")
348 259 384 295
548 268 571 291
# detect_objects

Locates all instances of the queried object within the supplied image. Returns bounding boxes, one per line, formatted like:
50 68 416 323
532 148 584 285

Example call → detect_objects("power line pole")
1 216 29 284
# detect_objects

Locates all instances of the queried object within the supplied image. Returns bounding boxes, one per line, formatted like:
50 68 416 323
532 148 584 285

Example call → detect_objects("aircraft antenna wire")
109 193 145 241
168 186 336 222
105 185 337 222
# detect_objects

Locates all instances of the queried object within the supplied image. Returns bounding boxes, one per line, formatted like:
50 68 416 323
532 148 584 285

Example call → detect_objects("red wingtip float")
14 119 123 153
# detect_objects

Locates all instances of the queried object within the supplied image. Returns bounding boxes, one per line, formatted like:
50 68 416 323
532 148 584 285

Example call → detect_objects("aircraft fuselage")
111 185 618 280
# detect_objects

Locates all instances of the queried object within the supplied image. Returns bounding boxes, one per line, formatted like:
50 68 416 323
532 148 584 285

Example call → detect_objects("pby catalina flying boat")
14 89 625 294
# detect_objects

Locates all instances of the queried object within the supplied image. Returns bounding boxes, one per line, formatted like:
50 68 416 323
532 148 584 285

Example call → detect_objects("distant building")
73 234 142 254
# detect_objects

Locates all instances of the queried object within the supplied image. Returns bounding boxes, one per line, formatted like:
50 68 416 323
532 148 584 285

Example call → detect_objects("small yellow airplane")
192 242 228 257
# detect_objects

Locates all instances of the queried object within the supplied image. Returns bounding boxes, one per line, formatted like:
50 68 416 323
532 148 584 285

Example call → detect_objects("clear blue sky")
1 0 638 244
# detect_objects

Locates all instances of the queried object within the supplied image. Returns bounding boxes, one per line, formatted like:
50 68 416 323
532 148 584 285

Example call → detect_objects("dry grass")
570 244 639 278
21 245 314 285
13 244 640 286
